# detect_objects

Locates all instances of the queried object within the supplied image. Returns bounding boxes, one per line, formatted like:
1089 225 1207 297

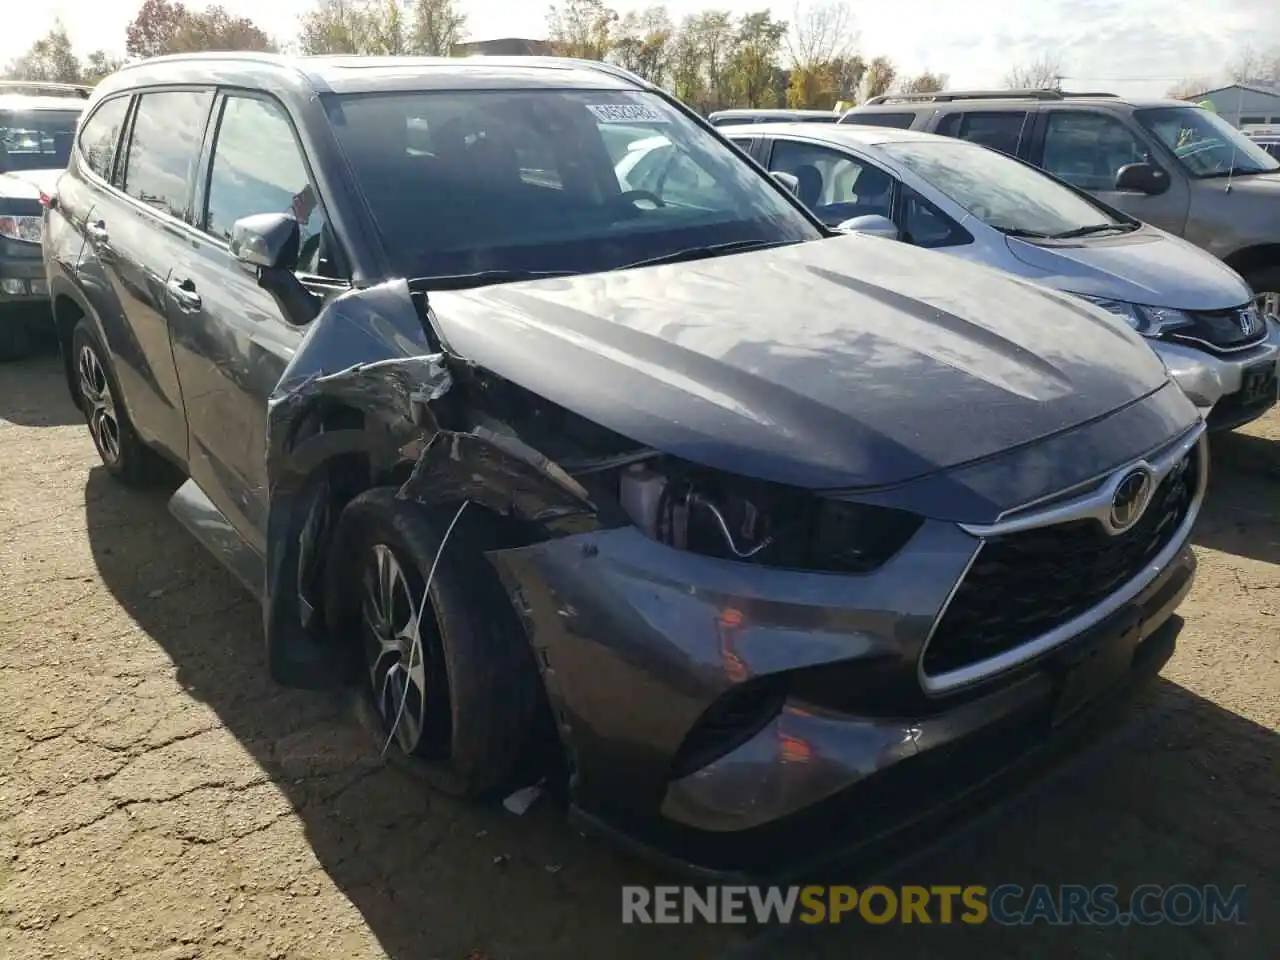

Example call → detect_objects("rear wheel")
326 488 544 798
71 320 170 486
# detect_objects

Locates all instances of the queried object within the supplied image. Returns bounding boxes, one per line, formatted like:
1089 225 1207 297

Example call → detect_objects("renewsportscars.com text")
622 884 1247 926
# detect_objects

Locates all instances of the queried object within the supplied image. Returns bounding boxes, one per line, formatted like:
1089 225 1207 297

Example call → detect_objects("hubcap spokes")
362 543 429 752
78 345 120 464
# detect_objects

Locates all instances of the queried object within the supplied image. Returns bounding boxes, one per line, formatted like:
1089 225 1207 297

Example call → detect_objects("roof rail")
0 79 93 99
862 87 1119 106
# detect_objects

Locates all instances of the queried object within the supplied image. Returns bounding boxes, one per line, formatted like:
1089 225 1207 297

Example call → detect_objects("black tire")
325 487 544 798
1244 264 1280 320
71 319 170 486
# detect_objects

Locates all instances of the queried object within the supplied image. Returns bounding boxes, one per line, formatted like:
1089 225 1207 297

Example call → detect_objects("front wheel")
325 488 544 798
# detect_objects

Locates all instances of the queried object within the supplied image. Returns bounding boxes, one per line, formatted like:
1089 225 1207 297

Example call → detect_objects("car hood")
0 169 60 201
1004 225 1251 311
429 235 1170 490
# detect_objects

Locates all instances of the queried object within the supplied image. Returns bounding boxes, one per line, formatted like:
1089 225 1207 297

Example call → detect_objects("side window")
935 111 1028 156
898 185 971 249
204 96 332 277
768 139 893 224
121 90 212 219
1041 112 1149 190
849 112 917 129
78 96 131 183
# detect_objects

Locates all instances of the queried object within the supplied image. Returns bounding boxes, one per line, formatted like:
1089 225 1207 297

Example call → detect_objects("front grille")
923 445 1198 678
1172 305 1268 353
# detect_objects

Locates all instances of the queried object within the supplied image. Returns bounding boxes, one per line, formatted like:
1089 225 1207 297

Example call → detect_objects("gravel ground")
0 353 1276 960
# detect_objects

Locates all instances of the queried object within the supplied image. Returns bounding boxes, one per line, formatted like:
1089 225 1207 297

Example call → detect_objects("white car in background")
720 122 1280 431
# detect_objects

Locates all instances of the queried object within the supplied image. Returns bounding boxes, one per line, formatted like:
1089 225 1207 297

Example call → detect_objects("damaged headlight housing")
1074 294 1194 338
616 460 922 573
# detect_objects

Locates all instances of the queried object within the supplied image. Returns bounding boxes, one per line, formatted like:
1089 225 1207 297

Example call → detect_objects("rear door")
1030 109 1190 235
931 109 1036 159
167 90 342 554
82 88 214 462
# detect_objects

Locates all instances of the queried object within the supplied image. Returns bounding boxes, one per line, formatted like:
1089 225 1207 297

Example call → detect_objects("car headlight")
1074 294 1194 338
0 215 42 243
615 459 922 573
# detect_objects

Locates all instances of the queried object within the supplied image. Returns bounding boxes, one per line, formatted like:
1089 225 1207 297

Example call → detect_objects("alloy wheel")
78 344 121 466
361 542 448 754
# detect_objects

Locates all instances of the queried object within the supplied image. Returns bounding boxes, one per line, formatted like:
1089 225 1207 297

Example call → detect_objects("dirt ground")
0 353 1276 960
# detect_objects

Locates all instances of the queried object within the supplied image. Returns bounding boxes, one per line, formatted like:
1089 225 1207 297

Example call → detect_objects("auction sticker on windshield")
588 103 670 123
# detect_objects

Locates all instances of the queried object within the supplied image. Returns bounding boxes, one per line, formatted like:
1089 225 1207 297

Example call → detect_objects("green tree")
612 6 673 85
669 17 707 109
547 0 617 61
126 0 274 57
727 11 787 108
299 0 375 54
83 51 127 84
3 20 83 83
408 0 467 56
861 55 896 100
899 70 947 95
685 10 736 111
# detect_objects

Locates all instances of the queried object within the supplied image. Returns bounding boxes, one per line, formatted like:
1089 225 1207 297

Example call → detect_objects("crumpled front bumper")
488 503 1197 878
1154 323 1280 429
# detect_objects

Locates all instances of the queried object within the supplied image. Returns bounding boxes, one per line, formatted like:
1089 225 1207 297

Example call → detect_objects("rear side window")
203 95 329 276
846 112 917 129
78 96 130 182
121 90 212 219
934 111 1028 156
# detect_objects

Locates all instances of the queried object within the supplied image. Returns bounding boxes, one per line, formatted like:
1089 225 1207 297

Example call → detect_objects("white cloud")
3 0 1278 99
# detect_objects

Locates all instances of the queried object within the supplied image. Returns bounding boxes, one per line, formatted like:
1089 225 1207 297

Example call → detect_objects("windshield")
1135 106 1280 178
881 139 1127 237
0 109 79 173
325 89 822 280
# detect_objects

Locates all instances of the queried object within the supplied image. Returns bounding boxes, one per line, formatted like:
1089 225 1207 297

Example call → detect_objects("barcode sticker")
586 103 670 124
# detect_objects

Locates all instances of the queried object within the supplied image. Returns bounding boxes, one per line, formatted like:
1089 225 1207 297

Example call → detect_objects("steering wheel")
617 189 666 210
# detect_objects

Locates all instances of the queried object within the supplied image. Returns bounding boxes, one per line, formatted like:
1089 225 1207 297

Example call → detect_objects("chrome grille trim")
919 428 1208 695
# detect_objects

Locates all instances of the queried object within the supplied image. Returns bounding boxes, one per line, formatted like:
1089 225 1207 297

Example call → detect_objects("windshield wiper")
1049 223 1136 239
1000 227 1052 239
411 269 579 291
618 239 795 271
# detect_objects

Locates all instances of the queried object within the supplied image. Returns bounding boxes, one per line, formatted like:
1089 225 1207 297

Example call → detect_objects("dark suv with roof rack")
0 80 89 358
44 53 1204 877
842 88 1280 326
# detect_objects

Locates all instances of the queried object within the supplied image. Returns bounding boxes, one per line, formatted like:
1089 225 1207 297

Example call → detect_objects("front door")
1034 109 1191 236
167 92 337 555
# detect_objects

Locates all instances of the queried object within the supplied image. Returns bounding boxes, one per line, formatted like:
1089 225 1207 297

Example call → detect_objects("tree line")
12 0 1260 114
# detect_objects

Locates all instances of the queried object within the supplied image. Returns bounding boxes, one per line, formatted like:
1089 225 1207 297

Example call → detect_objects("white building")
1190 83 1280 127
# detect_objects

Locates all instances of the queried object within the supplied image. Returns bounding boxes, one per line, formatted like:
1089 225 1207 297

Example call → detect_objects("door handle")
167 277 202 310
85 220 109 243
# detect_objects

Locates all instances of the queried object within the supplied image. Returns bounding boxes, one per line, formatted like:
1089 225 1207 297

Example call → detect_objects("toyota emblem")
1238 307 1261 338
1108 468 1154 533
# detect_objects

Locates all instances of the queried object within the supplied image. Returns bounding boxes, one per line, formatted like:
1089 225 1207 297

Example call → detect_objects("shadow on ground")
80 444 1277 960
1193 430 1280 566
0 351 81 428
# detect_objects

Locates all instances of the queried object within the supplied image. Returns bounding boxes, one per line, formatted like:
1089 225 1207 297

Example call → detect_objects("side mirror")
1114 162 1169 196
230 212 300 270
231 213 317 327
835 214 901 240
771 171 800 196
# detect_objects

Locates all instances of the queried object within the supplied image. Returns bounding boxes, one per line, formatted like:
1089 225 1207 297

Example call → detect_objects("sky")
4 0 1278 99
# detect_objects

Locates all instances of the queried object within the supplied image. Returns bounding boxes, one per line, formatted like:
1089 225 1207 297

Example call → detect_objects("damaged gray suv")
45 54 1206 877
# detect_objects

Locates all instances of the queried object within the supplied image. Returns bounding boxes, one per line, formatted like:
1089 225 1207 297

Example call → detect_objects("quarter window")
935 111 1028 156
1042 112 1149 190
121 90 212 219
203 96 330 275
78 96 130 182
